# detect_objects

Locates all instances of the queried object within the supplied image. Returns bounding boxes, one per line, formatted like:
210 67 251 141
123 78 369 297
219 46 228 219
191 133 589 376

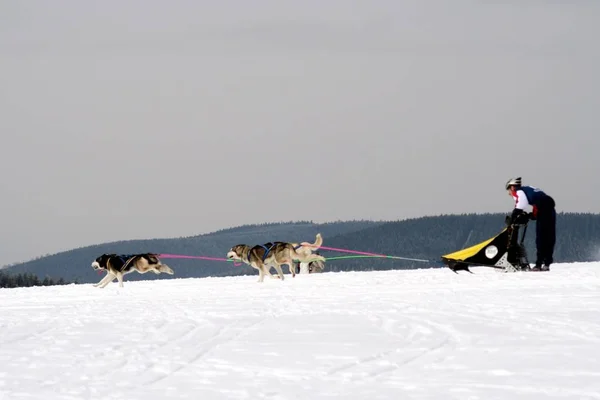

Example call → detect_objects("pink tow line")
158 253 242 267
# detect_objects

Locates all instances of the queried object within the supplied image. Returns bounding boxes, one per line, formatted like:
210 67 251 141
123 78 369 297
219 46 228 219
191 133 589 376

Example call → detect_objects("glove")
510 209 529 225
528 212 536 221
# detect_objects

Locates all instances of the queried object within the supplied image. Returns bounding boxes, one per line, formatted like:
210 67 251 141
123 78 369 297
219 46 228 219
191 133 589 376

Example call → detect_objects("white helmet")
505 177 522 190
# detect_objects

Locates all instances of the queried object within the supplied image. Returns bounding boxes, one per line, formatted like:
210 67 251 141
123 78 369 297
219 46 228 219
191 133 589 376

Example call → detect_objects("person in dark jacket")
505 177 556 271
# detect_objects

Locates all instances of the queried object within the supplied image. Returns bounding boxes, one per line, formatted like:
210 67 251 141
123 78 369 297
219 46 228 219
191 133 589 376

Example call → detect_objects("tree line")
0 271 73 289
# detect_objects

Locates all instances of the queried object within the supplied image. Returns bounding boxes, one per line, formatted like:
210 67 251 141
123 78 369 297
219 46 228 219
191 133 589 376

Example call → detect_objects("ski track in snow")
1 263 600 399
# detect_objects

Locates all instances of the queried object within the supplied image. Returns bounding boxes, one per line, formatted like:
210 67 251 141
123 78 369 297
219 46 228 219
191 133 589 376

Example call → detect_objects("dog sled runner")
441 222 533 273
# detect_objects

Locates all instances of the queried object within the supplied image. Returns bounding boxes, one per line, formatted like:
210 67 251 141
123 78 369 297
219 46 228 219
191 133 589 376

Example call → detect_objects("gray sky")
1 0 599 266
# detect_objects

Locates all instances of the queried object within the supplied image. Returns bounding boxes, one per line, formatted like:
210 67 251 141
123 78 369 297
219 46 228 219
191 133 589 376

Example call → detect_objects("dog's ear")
94 254 110 267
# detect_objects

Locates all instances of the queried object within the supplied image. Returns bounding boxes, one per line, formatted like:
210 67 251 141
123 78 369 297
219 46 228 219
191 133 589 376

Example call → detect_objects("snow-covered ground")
1 263 600 400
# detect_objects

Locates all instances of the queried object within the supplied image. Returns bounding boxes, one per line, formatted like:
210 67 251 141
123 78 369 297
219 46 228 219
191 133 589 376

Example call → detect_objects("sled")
441 221 532 273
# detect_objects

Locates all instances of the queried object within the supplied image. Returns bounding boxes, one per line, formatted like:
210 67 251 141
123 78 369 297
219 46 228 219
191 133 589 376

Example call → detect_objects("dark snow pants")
535 196 556 267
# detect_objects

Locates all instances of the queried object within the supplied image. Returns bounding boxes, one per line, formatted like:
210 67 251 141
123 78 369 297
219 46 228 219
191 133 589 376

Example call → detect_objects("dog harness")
256 243 276 261
114 254 138 271
247 243 304 262
117 254 136 263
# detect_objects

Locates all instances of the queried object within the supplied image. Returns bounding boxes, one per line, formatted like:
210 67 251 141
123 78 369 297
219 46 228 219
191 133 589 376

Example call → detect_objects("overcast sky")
1 0 599 266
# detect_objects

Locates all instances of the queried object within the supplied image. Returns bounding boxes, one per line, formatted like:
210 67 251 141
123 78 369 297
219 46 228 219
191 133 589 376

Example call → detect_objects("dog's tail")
158 264 175 275
300 233 323 250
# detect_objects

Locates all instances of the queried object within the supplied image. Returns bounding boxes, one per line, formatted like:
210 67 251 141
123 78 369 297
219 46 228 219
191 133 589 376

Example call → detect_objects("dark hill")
5 213 600 283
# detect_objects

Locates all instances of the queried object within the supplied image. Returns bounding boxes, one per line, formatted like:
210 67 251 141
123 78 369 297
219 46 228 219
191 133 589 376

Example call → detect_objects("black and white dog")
91 253 174 288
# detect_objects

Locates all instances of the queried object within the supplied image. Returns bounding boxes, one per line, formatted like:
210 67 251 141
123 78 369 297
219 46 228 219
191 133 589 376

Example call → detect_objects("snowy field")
1 263 600 400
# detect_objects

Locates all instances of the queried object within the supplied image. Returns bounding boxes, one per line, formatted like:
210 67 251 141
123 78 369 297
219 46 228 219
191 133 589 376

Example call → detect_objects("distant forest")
3 213 600 288
0 271 73 289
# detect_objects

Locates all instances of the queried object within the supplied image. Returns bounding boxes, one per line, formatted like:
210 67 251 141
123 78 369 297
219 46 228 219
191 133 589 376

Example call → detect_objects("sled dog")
295 252 326 274
226 234 325 282
91 253 174 288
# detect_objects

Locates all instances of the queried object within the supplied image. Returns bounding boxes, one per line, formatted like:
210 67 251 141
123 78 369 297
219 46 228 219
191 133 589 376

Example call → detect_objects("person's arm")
510 190 531 223
514 189 530 211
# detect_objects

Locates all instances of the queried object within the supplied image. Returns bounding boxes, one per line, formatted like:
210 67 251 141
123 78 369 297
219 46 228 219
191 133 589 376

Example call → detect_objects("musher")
505 177 556 271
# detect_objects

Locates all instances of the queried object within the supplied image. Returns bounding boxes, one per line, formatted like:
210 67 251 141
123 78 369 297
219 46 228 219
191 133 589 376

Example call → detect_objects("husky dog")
295 252 326 274
91 253 174 288
226 234 325 282
254 233 324 277
308 259 326 273
289 233 323 276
